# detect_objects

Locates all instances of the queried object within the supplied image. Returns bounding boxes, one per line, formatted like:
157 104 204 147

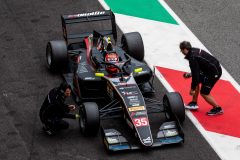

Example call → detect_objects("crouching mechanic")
180 41 223 116
39 82 79 135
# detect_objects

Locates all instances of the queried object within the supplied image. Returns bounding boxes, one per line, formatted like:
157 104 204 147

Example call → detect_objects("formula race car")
46 10 185 151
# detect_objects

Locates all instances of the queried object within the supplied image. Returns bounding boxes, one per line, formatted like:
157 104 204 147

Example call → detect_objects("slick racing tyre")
121 32 144 61
79 102 100 136
163 92 185 123
46 40 68 72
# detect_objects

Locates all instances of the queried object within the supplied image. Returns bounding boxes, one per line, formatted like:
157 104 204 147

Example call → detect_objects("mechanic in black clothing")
179 41 223 116
39 82 79 135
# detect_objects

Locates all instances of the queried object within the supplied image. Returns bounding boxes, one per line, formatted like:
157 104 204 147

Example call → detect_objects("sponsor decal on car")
84 77 95 80
129 100 140 104
128 106 145 112
115 82 128 86
68 11 105 18
130 111 147 117
118 85 137 90
127 96 139 99
129 103 140 106
143 136 152 144
127 96 141 106
121 91 138 96
106 137 119 144
133 117 149 127
163 129 178 137
163 124 176 129
105 131 119 137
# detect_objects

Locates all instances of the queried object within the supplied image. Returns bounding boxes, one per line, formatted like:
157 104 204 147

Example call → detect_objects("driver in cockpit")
105 52 119 73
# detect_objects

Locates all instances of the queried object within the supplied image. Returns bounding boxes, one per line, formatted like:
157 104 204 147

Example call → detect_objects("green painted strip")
104 0 178 25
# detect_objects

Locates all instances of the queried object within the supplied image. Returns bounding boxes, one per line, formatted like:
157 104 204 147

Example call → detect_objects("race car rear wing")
61 10 117 44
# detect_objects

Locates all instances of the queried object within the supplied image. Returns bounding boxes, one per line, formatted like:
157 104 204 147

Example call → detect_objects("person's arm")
60 103 76 119
63 105 77 119
189 57 200 90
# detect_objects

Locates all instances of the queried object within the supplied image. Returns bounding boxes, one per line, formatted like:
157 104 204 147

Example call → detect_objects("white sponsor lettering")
84 77 95 80
131 111 147 117
129 100 140 104
106 137 119 144
68 11 105 18
143 137 152 144
164 129 178 137
163 124 176 129
105 131 119 137
119 85 137 90
121 91 138 96
127 96 138 99
130 103 140 107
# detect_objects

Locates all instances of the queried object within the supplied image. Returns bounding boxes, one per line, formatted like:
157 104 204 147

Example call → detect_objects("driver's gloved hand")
183 72 192 78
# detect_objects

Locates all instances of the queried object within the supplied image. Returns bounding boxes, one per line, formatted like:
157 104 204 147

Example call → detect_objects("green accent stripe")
104 0 178 25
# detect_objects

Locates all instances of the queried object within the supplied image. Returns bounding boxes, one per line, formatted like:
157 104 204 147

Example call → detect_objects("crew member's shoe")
207 106 224 116
185 101 199 110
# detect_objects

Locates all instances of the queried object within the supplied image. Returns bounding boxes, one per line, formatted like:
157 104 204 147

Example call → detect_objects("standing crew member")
39 82 78 135
179 41 223 116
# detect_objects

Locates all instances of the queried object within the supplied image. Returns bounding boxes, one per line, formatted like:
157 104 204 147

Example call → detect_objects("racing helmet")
105 52 119 73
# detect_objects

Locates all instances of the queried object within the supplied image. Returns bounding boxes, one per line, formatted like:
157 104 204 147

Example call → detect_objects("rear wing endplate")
61 10 117 44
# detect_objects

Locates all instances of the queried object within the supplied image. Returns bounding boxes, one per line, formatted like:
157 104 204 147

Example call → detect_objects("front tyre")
79 102 100 136
163 92 185 123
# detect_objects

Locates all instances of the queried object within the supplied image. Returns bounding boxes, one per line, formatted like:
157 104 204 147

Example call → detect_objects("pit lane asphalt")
0 0 221 160
165 0 240 84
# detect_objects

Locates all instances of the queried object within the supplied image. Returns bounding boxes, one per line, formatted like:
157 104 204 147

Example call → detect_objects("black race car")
46 10 185 151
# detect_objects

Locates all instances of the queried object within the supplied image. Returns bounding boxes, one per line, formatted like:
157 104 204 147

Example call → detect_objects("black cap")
59 82 71 91
180 41 192 50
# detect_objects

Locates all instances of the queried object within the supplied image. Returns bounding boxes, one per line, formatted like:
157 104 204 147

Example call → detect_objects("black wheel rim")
79 108 86 133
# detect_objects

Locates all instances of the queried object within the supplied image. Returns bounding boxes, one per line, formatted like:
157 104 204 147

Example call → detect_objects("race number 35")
133 117 149 127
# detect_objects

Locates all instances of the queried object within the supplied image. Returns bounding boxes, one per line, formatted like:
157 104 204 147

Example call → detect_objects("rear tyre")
163 92 185 123
46 40 68 72
79 102 100 136
121 32 144 61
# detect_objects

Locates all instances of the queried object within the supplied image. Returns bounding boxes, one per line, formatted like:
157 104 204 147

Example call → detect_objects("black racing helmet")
59 82 71 92
180 41 192 50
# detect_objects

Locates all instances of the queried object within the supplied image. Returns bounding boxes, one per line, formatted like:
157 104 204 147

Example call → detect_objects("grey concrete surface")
165 0 240 83
0 0 221 159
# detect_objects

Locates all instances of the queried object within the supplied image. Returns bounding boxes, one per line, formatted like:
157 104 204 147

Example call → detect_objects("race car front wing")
101 121 184 152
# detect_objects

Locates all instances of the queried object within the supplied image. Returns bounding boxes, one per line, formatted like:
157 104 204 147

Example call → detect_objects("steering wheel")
101 57 132 74
101 61 121 71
